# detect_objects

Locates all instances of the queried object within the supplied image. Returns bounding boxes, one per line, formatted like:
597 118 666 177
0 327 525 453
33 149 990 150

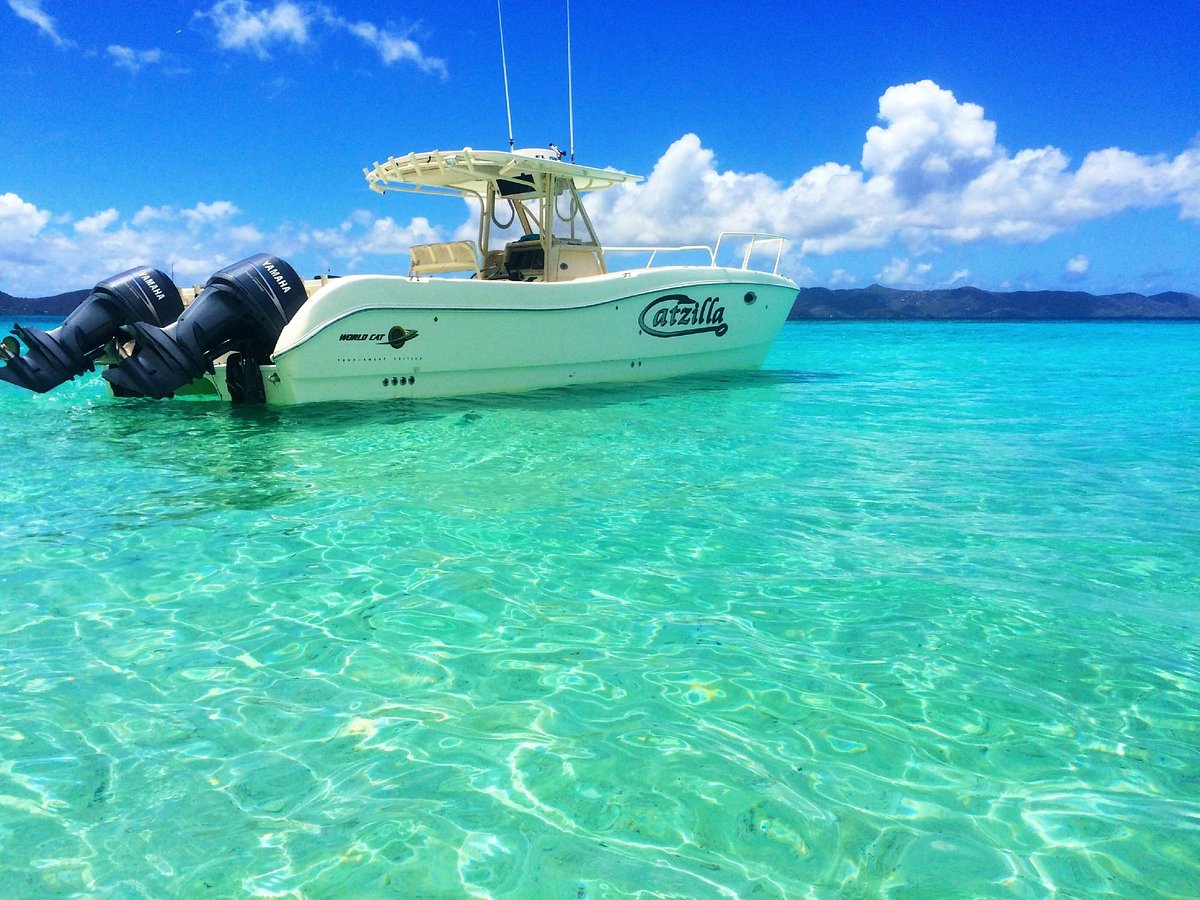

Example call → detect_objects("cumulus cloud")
589 80 1200 264
194 0 445 73
6 79 1198 295
877 257 933 287
7 0 69 47
182 200 240 226
863 80 1000 199
107 44 163 73
74 209 119 235
0 193 443 295
0 193 52 244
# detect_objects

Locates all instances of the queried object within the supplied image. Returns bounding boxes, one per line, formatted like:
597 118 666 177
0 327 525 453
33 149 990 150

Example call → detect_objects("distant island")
788 284 1200 320
0 289 90 317
3 283 1199 322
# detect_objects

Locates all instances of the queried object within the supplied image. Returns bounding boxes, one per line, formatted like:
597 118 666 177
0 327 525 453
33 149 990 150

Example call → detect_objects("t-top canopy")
364 147 642 199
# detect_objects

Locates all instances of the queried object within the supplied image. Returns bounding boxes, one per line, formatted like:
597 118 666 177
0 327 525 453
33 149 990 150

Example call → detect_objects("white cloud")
74 209 119 235
591 134 807 245
0 196 267 293
183 200 240 227
338 19 446 76
949 268 971 285
132 205 173 226
862 80 1000 199
876 257 933 287
107 44 163 73
588 80 1200 261
358 215 440 254
0 192 444 295
0 192 52 243
194 1 446 72
301 213 442 272
1066 254 1090 275
7 0 68 47
196 0 313 59
6 79 1198 296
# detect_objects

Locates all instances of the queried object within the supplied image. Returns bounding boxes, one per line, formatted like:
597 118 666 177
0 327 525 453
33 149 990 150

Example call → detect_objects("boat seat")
409 240 481 276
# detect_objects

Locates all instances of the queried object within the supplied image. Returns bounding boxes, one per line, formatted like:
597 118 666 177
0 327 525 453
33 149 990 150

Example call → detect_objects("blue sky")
3 0 1198 296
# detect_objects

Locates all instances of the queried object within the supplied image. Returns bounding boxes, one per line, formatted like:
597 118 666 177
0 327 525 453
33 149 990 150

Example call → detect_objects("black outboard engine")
0 268 183 393
103 254 306 400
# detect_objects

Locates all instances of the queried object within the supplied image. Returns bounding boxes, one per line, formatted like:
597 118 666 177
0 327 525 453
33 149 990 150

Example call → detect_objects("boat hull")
211 267 797 405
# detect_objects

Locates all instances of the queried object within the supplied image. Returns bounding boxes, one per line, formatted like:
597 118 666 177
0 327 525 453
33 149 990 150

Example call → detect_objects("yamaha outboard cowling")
103 254 306 400
0 268 182 393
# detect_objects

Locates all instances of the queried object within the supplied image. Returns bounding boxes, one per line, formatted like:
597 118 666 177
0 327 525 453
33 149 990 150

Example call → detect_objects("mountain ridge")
787 284 1200 320
0 289 92 317
3 284 1199 321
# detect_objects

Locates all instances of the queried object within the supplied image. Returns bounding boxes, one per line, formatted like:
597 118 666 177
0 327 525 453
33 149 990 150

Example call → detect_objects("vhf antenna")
566 0 575 161
498 0 575 159
497 0 515 150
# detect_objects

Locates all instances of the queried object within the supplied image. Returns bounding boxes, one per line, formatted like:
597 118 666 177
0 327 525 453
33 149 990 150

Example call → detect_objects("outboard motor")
103 254 306 400
0 268 182 393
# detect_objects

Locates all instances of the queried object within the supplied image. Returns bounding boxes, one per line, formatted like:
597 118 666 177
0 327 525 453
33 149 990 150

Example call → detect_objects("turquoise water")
1 321 1198 897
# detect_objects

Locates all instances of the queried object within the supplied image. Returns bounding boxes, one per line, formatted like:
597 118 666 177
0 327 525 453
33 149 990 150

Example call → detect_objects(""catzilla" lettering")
638 294 728 338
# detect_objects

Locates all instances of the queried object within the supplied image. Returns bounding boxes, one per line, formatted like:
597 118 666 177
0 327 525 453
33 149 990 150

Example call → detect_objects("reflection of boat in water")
0 146 798 405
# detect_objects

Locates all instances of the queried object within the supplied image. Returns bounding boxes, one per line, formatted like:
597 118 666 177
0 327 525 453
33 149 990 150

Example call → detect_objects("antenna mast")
497 0 515 150
566 0 575 161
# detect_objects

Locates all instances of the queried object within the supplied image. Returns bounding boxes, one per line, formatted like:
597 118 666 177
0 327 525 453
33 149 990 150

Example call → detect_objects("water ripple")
1 323 1198 895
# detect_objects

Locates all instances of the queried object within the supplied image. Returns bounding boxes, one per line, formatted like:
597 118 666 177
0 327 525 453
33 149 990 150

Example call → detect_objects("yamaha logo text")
261 259 293 293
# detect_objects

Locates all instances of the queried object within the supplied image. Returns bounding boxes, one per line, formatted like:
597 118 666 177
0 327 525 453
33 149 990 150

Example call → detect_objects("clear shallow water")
1 320 1198 897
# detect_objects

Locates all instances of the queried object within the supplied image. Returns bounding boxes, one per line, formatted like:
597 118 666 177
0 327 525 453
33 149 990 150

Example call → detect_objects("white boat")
1 147 798 405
